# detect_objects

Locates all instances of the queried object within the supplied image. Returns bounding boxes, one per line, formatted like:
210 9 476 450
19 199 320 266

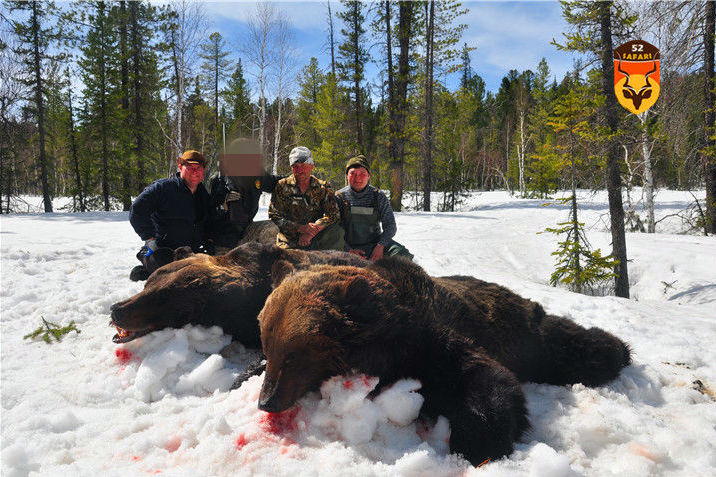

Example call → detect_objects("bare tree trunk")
385 0 396 167
422 0 434 212
704 0 715 234
272 102 282 174
327 1 336 78
518 110 526 196
247 3 275 163
569 130 583 294
168 0 205 169
119 0 131 210
31 0 52 212
504 122 511 194
391 1 413 212
638 112 656 233
67 75 84 212
599 1 629 298
350 1 364 153
99 6 110 211
170 27 182 161
272 15 294 175
130 1 147 184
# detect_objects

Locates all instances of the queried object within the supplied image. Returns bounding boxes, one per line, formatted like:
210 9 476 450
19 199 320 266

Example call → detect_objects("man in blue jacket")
128 150 213 281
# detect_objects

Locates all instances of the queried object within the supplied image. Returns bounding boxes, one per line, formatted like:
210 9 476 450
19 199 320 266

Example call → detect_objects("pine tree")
294 58 326 151
222 59 252 138
313 74 352 186
200 31 232 128
65 71 85 212
555 0 636 298
78 0 120 211
543 78 618 295
337 0 370 154
6 0 65 212
389 1 417 212
117 0 132 210
527 58 561 198
127 1 165 185
422 0 470 211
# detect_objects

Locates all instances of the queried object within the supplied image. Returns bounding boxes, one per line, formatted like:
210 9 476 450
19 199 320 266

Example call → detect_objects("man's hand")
297 223 325 247
369 244 385 261
298 233 312 247
348 249 367 258
226 190 242 203
297 222 324 237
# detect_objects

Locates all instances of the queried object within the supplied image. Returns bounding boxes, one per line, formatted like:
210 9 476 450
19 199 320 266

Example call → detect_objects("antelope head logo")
614 57 660 114
618 60 658 111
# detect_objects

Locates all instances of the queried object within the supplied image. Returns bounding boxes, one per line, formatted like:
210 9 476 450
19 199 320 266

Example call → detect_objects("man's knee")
309 224 345 251
385 240 413 261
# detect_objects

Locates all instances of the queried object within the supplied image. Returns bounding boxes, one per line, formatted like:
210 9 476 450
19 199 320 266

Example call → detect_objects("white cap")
289 146 314 166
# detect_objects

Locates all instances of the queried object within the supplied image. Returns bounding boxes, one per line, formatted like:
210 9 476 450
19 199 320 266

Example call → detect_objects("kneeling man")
268 146 345 250
336 155 413 261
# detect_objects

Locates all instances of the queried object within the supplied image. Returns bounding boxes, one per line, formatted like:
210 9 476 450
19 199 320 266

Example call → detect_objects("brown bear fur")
257 257 631 466
110 242 366 345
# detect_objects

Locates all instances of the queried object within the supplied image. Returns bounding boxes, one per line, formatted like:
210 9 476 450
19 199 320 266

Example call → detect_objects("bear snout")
110 298 151 331
258 372 291 413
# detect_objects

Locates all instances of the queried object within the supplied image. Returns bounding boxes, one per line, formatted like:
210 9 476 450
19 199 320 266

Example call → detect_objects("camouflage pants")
304 223 346 252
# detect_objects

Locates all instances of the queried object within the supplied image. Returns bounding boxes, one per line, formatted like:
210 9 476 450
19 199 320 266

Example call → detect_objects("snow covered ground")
1 190 715 477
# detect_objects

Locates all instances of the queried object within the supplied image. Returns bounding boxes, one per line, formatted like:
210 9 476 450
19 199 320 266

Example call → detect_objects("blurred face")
291 162 314 182
347 166 370 191
178 162 205 190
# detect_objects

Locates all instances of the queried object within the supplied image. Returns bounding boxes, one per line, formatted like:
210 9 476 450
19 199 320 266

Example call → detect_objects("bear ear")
339 275 378 323
341 275 373 301
174 246 194 261
271 260 296 288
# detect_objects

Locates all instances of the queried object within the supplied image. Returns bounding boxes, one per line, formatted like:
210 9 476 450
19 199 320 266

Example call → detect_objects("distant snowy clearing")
1 190 715 476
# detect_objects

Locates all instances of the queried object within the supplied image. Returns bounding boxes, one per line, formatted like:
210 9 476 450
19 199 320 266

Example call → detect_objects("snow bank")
2 190 715 476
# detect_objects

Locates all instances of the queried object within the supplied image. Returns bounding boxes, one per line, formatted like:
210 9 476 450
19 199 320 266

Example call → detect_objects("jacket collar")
286 174 319 190
173 172 206 195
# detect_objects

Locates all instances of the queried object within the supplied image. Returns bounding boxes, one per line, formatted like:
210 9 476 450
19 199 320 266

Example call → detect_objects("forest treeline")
1 0 714 229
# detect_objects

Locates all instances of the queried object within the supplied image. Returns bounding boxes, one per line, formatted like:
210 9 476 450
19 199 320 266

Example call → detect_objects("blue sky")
202 0 578 96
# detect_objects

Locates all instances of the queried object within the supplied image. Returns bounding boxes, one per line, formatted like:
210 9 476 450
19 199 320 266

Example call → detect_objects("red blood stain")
163 436 181 453
360 375 372 387
280 447 288 455
235 433 248 450
132 456 141 461
343 379 353 390
259 408 299 434
115 348 134 364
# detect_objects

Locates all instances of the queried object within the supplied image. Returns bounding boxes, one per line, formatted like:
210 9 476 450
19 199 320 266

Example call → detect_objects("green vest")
340 189 382 248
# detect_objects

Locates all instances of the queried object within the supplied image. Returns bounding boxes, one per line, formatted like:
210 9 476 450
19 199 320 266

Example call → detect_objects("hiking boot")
129 265 150 281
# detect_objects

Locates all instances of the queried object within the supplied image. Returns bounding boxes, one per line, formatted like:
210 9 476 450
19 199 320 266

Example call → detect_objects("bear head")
257 264 401 413
110 243 282 345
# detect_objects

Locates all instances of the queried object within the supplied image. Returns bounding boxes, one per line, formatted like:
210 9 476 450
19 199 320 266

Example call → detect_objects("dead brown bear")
109 242 366 345
257 257 631 466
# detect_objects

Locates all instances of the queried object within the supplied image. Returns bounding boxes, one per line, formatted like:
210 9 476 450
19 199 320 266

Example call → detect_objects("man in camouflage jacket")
268 146 345 250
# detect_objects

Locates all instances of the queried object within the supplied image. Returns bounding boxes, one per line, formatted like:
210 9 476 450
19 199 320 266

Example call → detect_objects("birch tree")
245 2 276 162
164 0 205 164
271 13 296 175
